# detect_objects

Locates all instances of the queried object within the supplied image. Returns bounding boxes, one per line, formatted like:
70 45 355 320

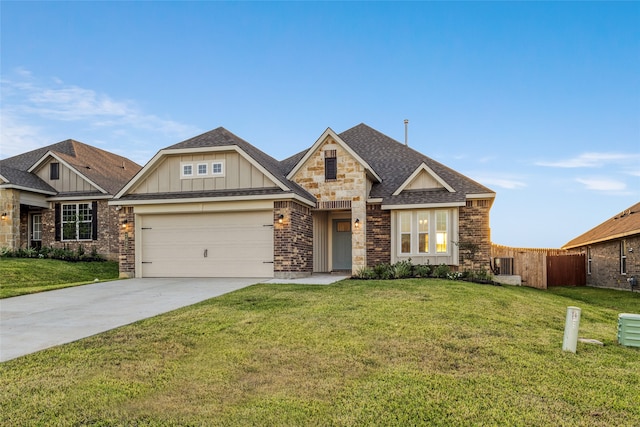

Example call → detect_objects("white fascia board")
0 184 57 195
367 198 384 203
48 195 113 202
114 149 166 198
466 192 496 199
28 152 108 194
562 229 640 250
381 202 466 210
392 163 455 196
109 192 315 208
286 128 382 183
0 173 8 183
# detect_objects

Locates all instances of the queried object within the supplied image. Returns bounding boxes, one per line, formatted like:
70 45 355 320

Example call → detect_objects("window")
436 210 448 253
181 163 193 178
621 240 627 274
212 161 224 176
397 210 451 255
62 203 93 240
587 247 592 275
50 162 59 180
417 212 429 253
325 150 337 181
197 163 208 176
400 212 412 254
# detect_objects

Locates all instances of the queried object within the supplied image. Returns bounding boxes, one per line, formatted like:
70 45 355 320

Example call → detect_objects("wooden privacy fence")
547 254 586 287
491 244 582 289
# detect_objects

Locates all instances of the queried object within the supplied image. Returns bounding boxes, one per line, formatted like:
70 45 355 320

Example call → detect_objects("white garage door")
139 211 274 278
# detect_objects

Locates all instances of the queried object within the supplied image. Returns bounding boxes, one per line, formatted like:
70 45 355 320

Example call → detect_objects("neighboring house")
0 140 141 260
563 202 639 291
112 124 495 278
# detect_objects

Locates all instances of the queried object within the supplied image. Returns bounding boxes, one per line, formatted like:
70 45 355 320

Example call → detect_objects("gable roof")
0 139 141 196
335 123 495 206
563 202 640 249
115 127 316 204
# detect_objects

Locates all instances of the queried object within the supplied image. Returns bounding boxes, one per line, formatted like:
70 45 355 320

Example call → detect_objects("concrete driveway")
0 278 262 362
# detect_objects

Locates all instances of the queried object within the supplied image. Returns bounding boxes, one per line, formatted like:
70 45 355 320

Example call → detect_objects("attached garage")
137 210 274 278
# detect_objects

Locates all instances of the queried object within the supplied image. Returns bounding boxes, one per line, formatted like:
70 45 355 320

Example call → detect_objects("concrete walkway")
0 278 261 362
0 274 349 362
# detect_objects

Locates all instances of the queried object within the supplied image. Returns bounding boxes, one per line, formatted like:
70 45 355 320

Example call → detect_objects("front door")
332 219 352 271
31 214 42 249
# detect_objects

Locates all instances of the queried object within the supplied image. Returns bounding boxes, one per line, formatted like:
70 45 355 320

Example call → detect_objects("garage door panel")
139 211 273 278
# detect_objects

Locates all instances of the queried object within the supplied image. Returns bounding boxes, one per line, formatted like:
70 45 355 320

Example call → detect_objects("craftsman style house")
112 124 495 278
563 202 639 291
0 140 141 260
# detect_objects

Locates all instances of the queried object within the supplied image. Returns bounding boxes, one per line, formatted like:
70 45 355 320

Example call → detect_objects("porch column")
0 189 20 250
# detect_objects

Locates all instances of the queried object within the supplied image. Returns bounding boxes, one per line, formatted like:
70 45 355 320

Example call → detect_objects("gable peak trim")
392 162 455 196
27 151 108 195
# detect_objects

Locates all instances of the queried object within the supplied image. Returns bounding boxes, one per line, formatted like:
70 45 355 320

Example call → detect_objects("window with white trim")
181 163 193 178
197 163 208 176
621 240 627 274
436 210 448 253
212 161 224 176
62 203 92 240
400 212 412 254
397 209 451 255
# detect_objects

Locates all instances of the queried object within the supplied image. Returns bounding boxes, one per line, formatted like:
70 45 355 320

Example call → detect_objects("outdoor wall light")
354 218 360 228
1 213 7 220
278 214 284 224
121 219 128 229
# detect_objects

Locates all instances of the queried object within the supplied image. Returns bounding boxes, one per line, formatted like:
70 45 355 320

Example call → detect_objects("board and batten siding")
130 152 278 195
33 158 98 193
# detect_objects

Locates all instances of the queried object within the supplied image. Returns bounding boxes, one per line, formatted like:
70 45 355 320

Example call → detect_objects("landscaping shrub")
0 245 105 262
433 263 451 278
392 260 413 279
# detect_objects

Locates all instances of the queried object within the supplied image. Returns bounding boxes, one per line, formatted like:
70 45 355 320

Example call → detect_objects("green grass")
0 258 119 298
1 280 639 426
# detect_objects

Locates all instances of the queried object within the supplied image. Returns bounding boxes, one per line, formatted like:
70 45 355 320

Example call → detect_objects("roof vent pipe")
404 119 409 146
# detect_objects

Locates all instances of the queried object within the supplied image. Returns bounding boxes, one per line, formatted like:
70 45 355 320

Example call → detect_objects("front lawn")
0 258 119 298
1 280 639 425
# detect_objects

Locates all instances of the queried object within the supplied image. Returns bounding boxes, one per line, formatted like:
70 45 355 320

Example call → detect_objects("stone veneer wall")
366 204 391 267
290 137 368 273
118 206 135 278
41 199 120 261
569 236 639 291
274 200 313 278
458 200 492 271
0 189 20 249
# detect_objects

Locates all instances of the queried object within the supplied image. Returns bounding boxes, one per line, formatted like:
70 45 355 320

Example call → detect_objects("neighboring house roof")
0 139 141 196
563 202 640 249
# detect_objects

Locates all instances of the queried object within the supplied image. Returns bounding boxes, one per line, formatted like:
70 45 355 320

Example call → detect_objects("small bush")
392 260 413 279
354 266 377 280
414 264 431 278
374 263 394 280
433 263 451 278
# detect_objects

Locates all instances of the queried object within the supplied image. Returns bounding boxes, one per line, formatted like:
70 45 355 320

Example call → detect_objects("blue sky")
1 1 638 248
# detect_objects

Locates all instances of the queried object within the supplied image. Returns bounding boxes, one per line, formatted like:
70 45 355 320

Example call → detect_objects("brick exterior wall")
118 206 136 278
0 189 20 249
274 200 313 278
569 236 640 291
40 199 120 261
458 200 492 271
366 204 391 266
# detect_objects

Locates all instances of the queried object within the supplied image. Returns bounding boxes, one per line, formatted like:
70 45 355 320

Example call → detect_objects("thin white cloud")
575 177 627 192
536 152 639 168
0 69 200 159
468 172 527 190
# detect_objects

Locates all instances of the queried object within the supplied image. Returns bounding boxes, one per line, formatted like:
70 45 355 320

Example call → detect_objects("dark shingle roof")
165 127 316 203
336 123 494 204
563 202 640 249
0 140 141 196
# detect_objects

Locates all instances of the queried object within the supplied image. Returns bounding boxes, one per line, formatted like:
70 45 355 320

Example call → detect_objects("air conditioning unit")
494 257 514 275
618 313 640 348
